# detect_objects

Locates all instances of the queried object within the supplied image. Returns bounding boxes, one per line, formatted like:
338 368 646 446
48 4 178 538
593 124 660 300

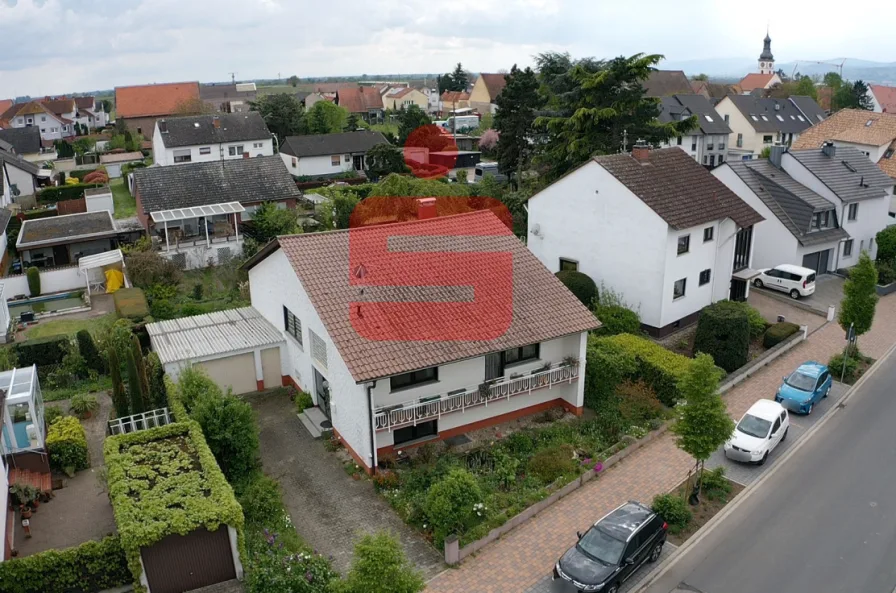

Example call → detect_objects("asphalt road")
641 348 896 593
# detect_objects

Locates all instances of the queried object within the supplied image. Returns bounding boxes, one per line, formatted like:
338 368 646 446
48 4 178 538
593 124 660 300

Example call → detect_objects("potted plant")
70 393 99 419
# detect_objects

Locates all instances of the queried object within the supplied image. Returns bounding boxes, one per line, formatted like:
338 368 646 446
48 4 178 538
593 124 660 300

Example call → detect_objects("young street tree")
250 94 305 141
494 65 542 182
839 250 879 345
671 353 734 494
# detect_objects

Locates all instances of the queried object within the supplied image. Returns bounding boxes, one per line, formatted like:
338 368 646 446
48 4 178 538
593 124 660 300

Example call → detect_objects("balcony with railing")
374 362 579 432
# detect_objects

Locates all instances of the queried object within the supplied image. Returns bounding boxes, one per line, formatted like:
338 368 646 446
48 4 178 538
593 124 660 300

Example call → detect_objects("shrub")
15 335 69 367
876 225 896 264
372 470 400 491
25 266 40 296
527 444 577 485
69 393 99 419
877 260 896 285
46 348 88 388
616 380 664 426
191 394 260 483
177 367 223 413
192 283 204 300
700 466 731 500
113 287 150 320
46 416 90 475
424 468 483 540
44 405 65 425
594 303 641 336
763 321 800 348
0 346 16 372
596 334 692 406
555 270 598 307
333 531 425 593
109 349 129 418
829 350 861 384
37 183 102 204
694 300 751 373
125 250 183 288
720 300 768 339
0 535 131 593
651 493 692 534
294 389 313 413
584 335 638 409
125 347 145 414
69 168 97 181
82 170 109 184
237 474 284 525
76 329 104 374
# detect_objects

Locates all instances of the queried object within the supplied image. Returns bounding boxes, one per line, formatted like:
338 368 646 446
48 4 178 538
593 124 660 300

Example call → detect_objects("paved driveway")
750 273 844 316
249 391 444 578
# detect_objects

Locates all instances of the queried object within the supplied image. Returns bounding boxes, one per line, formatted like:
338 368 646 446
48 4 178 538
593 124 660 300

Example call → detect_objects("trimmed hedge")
694 301 751 373
0 535 131 593
37 183 102 204
594 303 641 336
113 287 150 321
763 321 801 348
555 270 597 307
15 335 70 367
590 334 692 406
46 416 90 473
584 336 637 409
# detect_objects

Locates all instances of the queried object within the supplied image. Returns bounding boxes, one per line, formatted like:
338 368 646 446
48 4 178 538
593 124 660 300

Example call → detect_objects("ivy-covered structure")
104 421 244 593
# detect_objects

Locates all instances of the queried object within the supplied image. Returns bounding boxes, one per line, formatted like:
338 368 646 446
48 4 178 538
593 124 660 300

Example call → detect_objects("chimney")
213 116 221 129
242 152 249 159
822 141 836 158
769 144 786 168
417 197 437 220
158 120 168 133
631 140 650 162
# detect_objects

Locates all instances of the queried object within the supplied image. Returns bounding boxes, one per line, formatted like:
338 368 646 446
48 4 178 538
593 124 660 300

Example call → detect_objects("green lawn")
369 122 399 136
256 84 313 97
110 178 136 219
24 313 117 340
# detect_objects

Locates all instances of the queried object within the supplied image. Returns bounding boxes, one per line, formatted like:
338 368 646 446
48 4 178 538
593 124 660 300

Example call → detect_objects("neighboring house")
152 112 274 166
17 211 120 268
527 145 764 336
440 91 471 113
0 101 75 141
132 155 301 269
714 144 893 273
114 81 201 138
0 100 11 116
642 70 693 98
336 87 384 123
691 81 741 102
469 73 508 114
279 131 387 177
0 150 39 206
304 92 336 109
792 109 896 183
199 82 258 113
382 87 429 111
73 96 109 129
0 127 52 162
738 73 783 93
244 207 599 472
419 87 440 112
659 94 732 167
39 98 78 133
715 95 826 159
867 85 896 113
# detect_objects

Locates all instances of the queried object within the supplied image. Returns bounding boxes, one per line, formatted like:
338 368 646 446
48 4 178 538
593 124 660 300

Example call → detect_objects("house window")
678 235 690 255
393 419 438 445
719 141 725 150
331 155 341 166
718 155 725 164
724 114 729 123
699 269 711 286
710 155 716 166
703 227 714 242
344 154 351 163
391 367 438 391
173 149 191 163
137 127 142 135
843 239 854 257
283 306 303 347
691 136 697 151
309 329 327 369
703 155 708 165
733 225 753 272
737 133 743 147
199 147 211 155
253 142 263 149
848 203 858 221
503 344 540 366
559 258 578 272
228 145 245 156
40 116 46 122
870 238 875 253
763 135 773 144
673 278 687 300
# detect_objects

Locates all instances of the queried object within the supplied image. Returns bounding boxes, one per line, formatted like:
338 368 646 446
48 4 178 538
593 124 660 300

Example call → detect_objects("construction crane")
791 59 847 80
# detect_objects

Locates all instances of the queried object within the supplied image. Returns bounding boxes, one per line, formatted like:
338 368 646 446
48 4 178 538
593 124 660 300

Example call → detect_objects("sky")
1 0 894 97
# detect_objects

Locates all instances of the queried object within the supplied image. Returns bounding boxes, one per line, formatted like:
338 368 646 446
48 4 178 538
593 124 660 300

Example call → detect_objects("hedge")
763 321 801 348
25 267 40 296
0 535 131 593
37 183 102 204
555 270 597 307
15 335 70 367
46 416 90 473
694 301 751 373
69 169 98 181
113 287 150 321
591 334 692 406
22 209 57 221
585 336 637 409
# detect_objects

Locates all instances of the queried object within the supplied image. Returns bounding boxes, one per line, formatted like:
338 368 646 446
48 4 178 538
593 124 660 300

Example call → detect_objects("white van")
474 162 507 183
753 264 817 299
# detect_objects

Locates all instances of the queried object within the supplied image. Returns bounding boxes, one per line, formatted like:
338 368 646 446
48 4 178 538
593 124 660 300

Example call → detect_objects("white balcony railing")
374 362 579 431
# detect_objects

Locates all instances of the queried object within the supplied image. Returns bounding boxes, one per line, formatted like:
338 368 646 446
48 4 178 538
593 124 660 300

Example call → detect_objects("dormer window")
811 211 832 230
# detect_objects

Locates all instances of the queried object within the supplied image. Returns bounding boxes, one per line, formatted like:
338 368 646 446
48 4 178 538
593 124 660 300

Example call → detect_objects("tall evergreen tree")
494 66 542 181
126 348 145 415
131 336 151 411
450 63 468 91
397 105 432 145
250 94 305 141
109 350 129 418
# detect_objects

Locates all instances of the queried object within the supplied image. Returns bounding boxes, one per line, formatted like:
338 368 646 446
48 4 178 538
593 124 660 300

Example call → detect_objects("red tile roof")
477 73 507 101
739 73 776 92
440 91 470 103
337 87 383 113
0 100 12 116
247 210 599 382
40 99 76 116
115 81 200 119
870 85 896 113
74 96 95 109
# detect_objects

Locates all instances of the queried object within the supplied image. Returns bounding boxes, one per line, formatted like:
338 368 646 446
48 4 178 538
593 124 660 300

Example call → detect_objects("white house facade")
659 94 732 167
278 131 388 178
527 146 763 336
715 95 827 160
152 112 274 167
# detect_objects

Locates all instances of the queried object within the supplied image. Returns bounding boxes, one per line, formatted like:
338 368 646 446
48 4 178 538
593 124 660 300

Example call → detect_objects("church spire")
758 30 774 75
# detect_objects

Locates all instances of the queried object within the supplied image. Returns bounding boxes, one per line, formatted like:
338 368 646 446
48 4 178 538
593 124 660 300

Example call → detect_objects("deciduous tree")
249 201 301 243
287 75 300 87
250 94 305 141
795 76 818 100
364 143 407 181
839 250 879 340
397 105 432 145
306 100 349 134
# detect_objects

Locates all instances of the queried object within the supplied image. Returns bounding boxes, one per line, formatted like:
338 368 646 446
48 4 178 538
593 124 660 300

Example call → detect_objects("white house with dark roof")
658 94 732 167
151 112 274 166
0 127 52 162
16 211 121 268
715 95 827 159
279 131 388 178
527 146 764 336
715 143 893 273
0 150 39 206
244 206 598 472
73 96 108 130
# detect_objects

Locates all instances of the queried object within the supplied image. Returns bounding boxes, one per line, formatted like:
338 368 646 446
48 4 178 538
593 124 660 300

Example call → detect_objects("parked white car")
753 264 816 300
724 399 790 465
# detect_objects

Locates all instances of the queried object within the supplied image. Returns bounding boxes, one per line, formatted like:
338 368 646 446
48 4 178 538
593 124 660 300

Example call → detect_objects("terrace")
151 202 244 269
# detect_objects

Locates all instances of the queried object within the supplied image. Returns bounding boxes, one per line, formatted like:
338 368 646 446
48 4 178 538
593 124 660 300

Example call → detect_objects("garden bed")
663 472 744 547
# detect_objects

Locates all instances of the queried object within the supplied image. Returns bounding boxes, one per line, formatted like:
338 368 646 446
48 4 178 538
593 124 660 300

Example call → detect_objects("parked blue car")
775 361 832 415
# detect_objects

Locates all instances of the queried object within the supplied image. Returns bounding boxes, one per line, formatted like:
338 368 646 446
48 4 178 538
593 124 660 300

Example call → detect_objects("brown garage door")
141 527 236 593
196 352 256 394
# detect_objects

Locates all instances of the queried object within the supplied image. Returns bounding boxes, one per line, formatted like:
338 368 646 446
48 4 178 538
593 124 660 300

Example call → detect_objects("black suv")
553 501 667 592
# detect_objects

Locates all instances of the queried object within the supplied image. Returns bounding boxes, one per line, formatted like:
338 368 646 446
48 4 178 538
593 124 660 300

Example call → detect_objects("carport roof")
146 307 284 365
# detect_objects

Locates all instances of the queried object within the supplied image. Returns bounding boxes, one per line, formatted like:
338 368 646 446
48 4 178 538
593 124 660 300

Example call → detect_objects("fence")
56 197 87 216
2 265 84 298
108 407 172 435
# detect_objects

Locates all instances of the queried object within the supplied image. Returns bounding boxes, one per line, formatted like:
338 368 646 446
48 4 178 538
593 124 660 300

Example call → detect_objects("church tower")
758 31 774 75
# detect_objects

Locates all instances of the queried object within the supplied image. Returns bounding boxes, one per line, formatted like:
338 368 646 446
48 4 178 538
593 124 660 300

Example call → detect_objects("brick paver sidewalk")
426 296 896 593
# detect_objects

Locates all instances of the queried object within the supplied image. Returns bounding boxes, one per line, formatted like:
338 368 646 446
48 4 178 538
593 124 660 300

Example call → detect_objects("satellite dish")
531 223 543 238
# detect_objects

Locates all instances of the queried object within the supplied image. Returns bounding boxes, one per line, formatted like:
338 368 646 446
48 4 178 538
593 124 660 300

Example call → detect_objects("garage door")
141 527 236 593
802 249 830 276
197 353 256 394
261 347 281 390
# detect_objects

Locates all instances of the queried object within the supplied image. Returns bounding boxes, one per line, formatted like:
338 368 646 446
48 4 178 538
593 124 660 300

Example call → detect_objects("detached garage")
147 307 285 394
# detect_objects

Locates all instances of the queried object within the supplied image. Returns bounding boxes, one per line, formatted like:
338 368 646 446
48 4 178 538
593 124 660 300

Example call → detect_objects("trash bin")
777 315 786 323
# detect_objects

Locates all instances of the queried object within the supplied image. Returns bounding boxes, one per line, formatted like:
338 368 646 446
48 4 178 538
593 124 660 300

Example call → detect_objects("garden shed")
104 422 244 593
146 307 285 394
78 248 130 303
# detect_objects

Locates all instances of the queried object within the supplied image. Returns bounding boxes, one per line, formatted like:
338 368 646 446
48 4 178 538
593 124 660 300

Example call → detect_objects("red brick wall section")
134 184 149 229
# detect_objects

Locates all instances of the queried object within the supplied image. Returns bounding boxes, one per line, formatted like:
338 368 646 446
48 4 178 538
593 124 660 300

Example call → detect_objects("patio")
151 202 244 252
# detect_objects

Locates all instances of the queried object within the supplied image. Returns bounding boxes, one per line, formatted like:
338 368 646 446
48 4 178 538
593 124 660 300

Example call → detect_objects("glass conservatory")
0 366 45 455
